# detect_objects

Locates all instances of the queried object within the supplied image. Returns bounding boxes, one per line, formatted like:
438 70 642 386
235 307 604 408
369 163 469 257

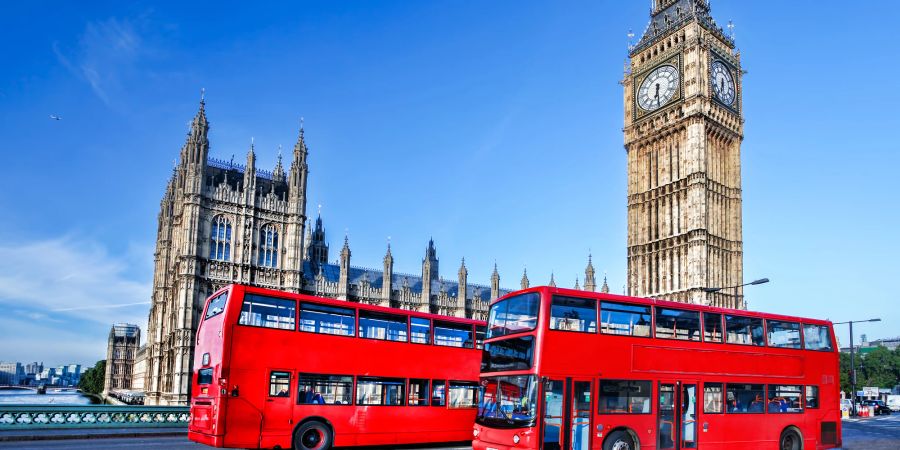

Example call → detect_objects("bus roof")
492 286 832 327
214 283 485 325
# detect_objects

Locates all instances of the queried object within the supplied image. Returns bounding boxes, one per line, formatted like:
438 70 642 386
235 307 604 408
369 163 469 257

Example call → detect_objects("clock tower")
624 0 745 308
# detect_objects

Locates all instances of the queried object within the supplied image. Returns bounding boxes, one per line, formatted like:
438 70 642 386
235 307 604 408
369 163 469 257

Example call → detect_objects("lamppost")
833 318 881 415
702 278 770 308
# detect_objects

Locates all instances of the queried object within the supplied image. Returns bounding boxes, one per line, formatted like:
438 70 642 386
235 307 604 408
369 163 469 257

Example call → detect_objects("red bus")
189 284 485 449
473 287 841 450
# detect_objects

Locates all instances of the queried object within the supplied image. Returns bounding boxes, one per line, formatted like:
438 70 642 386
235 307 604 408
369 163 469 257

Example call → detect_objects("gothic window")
258 224 279 268
210 216 232 261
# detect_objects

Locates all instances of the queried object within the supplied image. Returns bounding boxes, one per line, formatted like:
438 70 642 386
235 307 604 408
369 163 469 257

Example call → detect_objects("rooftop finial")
300 116 304 132
727 20 735 40
318 204 322 215
200 87 205 102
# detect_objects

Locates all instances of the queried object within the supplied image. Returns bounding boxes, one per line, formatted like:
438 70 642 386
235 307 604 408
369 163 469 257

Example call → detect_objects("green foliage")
840 346 900 395
77 360 106 395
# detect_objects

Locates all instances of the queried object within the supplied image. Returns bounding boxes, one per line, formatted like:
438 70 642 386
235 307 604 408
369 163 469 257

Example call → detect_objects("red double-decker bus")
473 287 841 450
189 284 484 450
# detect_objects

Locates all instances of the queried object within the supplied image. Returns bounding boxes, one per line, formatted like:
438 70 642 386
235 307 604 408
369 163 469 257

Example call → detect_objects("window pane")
487 293 540 338
431 380 446 406
598 380 652 414
298 373 353 405
434 321 473 348
478 375 538 425
475 325 486 349
767 320 801 349
409 379 429 406
703 383 723 413
481 336 534 372
600 302 652 337
205 292 228 320
197 368 213 385
805 386 819 408
726 384 765 413
449 382 479 408
269 371 291 397
357 377 405 406
359 311 408 342
703 313 723 343
550 296 597 333
410 317 431 344
767 385 803 413
655 308 701 341
725 315 764 346
803 325 834 352
238 294 296 330
299 303 355 336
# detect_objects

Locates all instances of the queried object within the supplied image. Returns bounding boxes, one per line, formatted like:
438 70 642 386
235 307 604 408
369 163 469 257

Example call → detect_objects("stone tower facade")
103 323 141 393
624 0 744 308
143 98 524 405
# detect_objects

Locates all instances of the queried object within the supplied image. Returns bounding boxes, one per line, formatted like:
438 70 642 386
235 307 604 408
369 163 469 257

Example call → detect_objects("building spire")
584 253 597 292
520 268 529 290
273 145 285 183
601 271 610 294
549 272 556 287
490 263 501 301
574 276 581 290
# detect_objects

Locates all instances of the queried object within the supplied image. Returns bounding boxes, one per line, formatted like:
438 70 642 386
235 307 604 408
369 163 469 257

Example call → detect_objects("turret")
520 268 529 290
338 235 350 300
456 258 468 318
584 254 596 292
421 239 438 304
382 242 393 304
490 263 500 300
243 141 257 205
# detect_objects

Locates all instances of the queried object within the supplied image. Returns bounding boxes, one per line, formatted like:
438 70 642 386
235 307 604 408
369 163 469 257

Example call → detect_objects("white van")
886 395 900 412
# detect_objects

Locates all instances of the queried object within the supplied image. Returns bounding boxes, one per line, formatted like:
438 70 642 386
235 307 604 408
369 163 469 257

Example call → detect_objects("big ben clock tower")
625 0 745 308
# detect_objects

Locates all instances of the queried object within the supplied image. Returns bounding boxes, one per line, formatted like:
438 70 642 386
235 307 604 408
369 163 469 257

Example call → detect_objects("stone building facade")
103 323 141 392
624 0 745 308
146 99 610 405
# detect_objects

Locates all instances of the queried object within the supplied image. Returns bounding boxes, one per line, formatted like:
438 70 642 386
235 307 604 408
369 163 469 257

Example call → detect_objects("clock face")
637 65 679 112
711 61 736 106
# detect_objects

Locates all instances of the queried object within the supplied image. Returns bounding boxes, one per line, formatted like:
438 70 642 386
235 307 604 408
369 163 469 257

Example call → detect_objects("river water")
0 389 100 405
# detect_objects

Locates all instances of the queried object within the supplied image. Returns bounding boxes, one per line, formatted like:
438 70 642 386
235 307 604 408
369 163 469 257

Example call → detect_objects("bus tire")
779 427 803 450
604 430 636 450
292 420 333 450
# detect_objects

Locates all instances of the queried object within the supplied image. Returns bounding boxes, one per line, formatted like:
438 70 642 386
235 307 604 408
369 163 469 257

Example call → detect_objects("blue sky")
0 1 897 366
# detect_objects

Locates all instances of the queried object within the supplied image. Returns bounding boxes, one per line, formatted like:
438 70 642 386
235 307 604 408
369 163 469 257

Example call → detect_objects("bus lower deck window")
298 373 353 405
269 371 291 397
431 380 446 406
448 382 479 408
805 386 819 408
703 383 723 413
767 385 803 413
598 380 651 414
409 379 429 406
357 377 405 406
726 384 765 413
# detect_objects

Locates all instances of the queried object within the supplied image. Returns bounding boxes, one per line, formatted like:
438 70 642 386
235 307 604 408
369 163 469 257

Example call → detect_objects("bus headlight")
473 428 479 437
513 434 520 444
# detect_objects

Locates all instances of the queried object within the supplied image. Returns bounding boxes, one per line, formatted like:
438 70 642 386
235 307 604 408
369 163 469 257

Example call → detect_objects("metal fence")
0 405 190 429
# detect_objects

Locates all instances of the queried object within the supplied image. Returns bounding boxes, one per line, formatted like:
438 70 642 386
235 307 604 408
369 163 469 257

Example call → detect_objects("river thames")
0 389 99 405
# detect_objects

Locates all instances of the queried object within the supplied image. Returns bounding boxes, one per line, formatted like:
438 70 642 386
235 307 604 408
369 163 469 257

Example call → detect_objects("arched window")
210 216 232 261
258 224 279 268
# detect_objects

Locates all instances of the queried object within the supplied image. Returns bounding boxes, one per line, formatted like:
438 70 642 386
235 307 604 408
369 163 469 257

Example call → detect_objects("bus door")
541 379 565 450
657 381 698 450
262 370 294 440
568 379 593 450
541 378 592 450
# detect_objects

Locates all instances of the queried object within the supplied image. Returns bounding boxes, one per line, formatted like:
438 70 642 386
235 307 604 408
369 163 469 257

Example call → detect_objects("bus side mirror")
231 386 239 397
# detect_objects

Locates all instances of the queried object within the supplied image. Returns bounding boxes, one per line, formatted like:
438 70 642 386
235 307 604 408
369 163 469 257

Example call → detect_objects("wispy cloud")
53 18 143 106
0 237 151 326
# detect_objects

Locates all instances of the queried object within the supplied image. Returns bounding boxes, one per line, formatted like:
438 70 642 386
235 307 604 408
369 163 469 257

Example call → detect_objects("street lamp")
833 318 881 416
702 278 770 308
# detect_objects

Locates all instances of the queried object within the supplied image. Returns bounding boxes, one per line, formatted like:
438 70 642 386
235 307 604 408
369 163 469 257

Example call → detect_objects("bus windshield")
487 293 540 338
477 375 537 428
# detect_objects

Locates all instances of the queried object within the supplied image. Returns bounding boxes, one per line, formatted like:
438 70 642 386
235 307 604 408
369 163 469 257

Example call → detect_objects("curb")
0 430 188 442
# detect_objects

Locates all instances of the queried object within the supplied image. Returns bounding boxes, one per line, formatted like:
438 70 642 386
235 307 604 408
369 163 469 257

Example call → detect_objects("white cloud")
0 237 151 328
53 17 143 106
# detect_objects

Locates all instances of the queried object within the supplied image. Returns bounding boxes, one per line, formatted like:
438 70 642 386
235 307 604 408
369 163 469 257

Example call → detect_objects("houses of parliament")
135 0 745 405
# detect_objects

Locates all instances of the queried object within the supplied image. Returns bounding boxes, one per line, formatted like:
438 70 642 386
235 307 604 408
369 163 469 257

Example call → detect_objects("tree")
78 360 106 395
860 347 897 388
839 352 852 394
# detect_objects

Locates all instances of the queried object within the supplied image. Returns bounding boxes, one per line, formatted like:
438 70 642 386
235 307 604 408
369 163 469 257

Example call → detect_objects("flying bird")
49 115 61 120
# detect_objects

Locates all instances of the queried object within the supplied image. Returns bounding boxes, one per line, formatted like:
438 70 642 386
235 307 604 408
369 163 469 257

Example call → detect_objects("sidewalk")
0 427 187 442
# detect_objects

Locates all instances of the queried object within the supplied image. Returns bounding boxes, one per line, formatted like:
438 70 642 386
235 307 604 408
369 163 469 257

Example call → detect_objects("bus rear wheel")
779 428 802 450
293 420 333 450
604 430 636 450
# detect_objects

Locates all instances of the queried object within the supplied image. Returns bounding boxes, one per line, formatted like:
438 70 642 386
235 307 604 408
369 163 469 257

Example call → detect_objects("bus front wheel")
603 430 636 450
293 420 333 450
779 427 803 450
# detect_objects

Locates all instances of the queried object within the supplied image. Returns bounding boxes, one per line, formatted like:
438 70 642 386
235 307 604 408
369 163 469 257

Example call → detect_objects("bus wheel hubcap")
612 440 631 450
302 429 321 448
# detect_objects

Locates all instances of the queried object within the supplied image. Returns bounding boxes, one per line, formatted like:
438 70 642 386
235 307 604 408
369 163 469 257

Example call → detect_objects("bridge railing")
0 405 190 429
